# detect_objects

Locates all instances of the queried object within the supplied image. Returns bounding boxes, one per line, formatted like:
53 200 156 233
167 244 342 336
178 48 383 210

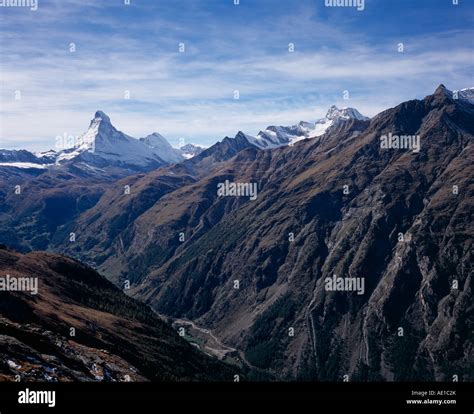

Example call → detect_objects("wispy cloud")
1 0 473 150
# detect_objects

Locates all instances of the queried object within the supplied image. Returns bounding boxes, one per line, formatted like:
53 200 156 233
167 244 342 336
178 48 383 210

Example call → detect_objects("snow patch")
457 87 474 104
0 162 49 169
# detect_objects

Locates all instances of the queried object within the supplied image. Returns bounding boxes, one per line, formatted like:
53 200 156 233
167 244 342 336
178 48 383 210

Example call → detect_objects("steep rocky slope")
0 246 236 381
61 85 473 381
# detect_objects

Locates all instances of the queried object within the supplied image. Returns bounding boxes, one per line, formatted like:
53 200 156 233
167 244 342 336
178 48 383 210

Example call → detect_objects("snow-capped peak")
55 112 104 163
55 111 183 167
177 143 205 159
87 110 112 133
140 132 168 147
241 104 369 149
139 133 183 163
325 105 369 121
94 110 111 123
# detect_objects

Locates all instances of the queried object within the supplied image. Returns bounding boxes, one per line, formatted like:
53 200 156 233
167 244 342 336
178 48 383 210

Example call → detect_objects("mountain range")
0 111 206 175
0 85 472 382
0 104 367 172
0 103 369 252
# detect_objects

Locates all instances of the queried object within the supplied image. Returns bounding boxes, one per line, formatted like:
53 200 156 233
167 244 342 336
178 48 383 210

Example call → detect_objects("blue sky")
0 0 473 150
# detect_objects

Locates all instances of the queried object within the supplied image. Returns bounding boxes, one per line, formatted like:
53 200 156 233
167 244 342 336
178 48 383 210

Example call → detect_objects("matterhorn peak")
94 110 111 123
88 110 114 133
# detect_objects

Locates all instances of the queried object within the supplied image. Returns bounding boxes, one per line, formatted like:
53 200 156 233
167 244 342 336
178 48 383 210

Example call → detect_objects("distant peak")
434 84 449 96
140 132 169 148
325 105 369 121
325 105 340 118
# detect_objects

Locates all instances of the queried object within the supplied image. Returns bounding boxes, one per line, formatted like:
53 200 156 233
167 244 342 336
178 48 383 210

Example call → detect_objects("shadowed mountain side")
0 246 237 382
59 86 473 381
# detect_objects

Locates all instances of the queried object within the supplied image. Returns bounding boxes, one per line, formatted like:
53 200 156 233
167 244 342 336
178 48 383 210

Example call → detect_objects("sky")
0 0 473 151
